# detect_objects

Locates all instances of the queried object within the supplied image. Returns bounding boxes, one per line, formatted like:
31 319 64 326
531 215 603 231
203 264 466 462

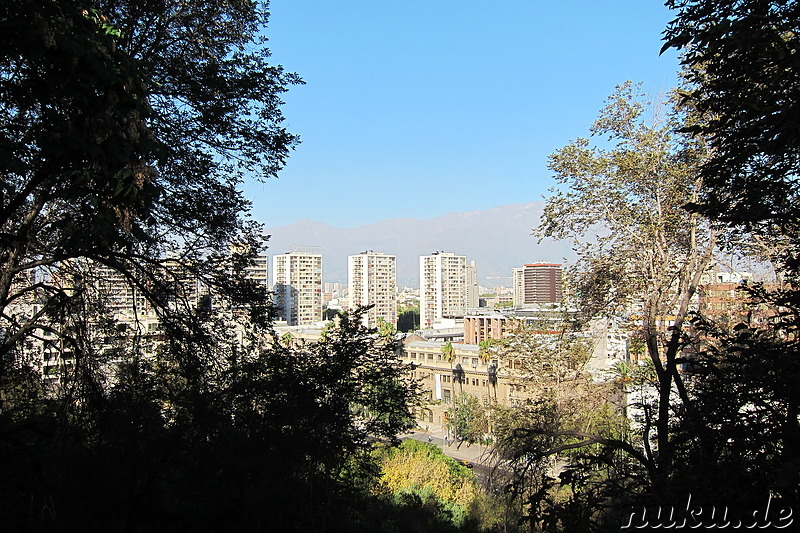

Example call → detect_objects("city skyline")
262 201 576 285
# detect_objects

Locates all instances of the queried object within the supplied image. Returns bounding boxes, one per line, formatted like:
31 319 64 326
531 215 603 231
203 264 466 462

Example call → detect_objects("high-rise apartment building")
348 251 397 328
512 263 563 305
512 267 525 306
324 282 343 293
419 252 469 329
245 254 269 288
272 248 323 326
465 260 479 310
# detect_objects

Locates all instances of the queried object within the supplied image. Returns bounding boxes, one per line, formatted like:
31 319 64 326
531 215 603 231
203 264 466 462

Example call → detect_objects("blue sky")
246 0 681 229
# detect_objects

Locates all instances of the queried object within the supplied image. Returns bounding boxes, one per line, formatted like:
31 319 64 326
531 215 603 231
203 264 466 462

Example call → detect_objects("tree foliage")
378 439 480 513
0 0 300 367
536 83 716 482
671 305 800 509
492 84 720 529
663 0 800 230
0 2 428 530
1 304 421 530
397 305 420 332
490 323 629 531
450 392 489 444
661 0 800 510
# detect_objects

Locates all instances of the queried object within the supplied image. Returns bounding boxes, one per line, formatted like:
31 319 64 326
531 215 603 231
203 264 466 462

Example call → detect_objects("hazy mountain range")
262 202 577 287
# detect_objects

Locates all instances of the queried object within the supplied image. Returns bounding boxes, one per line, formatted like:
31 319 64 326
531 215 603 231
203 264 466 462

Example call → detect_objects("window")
443 389 451 404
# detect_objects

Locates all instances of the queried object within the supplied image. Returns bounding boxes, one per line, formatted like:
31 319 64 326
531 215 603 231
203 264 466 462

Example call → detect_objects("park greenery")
1 0 799 531
0 1 421 530
397 303 420 332
490 1 800 530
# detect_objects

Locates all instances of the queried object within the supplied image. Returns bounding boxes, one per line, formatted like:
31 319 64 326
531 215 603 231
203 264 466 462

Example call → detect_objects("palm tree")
441 341 457 436
479 339 502 402
478 339 492 363
442 342 464 393
478 339 492 400
479 339 502 439
280 332 294 347
441 341 456 366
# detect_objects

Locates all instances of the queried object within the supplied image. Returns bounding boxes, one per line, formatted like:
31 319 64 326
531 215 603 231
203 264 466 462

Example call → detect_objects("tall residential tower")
419 252 470 329
272 247 323 326
348 251 397 328
512 263 563 305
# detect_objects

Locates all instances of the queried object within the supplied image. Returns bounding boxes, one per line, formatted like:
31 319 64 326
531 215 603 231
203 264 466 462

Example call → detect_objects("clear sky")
246 0 681 229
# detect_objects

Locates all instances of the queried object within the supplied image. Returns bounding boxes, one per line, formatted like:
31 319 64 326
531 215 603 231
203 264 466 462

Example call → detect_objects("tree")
662 0 800 232
377 439 480 518
489 323 626 532
397 305 420 332
442 340 464 394
450 392 489 444
442 341 456 367
0 6 301 518
478 339 501 405
0 0 300 370
2 305 420 531
0 3 297 501
662 0 800 508
477 339 494 363
0 2 419 529
377 316 397 340
511 82 718 522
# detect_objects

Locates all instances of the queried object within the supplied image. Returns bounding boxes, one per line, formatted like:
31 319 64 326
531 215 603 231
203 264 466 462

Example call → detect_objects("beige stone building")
399 334 543 428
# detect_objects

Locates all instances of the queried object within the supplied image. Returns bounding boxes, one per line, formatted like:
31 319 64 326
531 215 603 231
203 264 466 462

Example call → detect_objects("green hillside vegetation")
374 439 513 532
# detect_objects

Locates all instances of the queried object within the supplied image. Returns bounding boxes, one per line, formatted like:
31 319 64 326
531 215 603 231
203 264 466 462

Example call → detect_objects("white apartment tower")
348 251 397 328
419 252 468 329
272 248 323 326
245 254 269 288
465 260 479 310
512 267 525 307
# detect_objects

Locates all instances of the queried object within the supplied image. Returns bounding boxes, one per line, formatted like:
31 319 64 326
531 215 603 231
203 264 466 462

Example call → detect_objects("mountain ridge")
262 202 576 286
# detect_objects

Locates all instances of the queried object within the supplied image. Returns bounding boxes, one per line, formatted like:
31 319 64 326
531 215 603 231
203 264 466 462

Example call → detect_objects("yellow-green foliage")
377 440 478 509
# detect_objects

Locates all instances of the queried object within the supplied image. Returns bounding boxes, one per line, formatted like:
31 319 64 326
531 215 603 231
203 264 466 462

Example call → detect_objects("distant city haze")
262 202 576 286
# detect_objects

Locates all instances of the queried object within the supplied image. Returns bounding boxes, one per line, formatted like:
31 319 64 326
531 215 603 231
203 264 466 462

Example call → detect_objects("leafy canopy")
663 0 800 229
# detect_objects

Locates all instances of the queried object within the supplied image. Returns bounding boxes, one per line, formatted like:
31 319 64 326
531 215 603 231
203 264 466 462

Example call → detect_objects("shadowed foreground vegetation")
2 0 800 531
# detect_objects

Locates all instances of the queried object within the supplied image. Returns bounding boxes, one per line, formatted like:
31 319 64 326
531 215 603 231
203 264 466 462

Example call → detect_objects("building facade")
401 336 500 428
401 336 555 429
348 251 397 328
419 252 468 329
272 249 323 326
513 263 563 305
245 254 270 289
465 260 479 310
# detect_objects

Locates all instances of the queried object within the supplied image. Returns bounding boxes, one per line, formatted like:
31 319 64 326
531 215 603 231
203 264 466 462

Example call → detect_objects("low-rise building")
401 336 501 427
